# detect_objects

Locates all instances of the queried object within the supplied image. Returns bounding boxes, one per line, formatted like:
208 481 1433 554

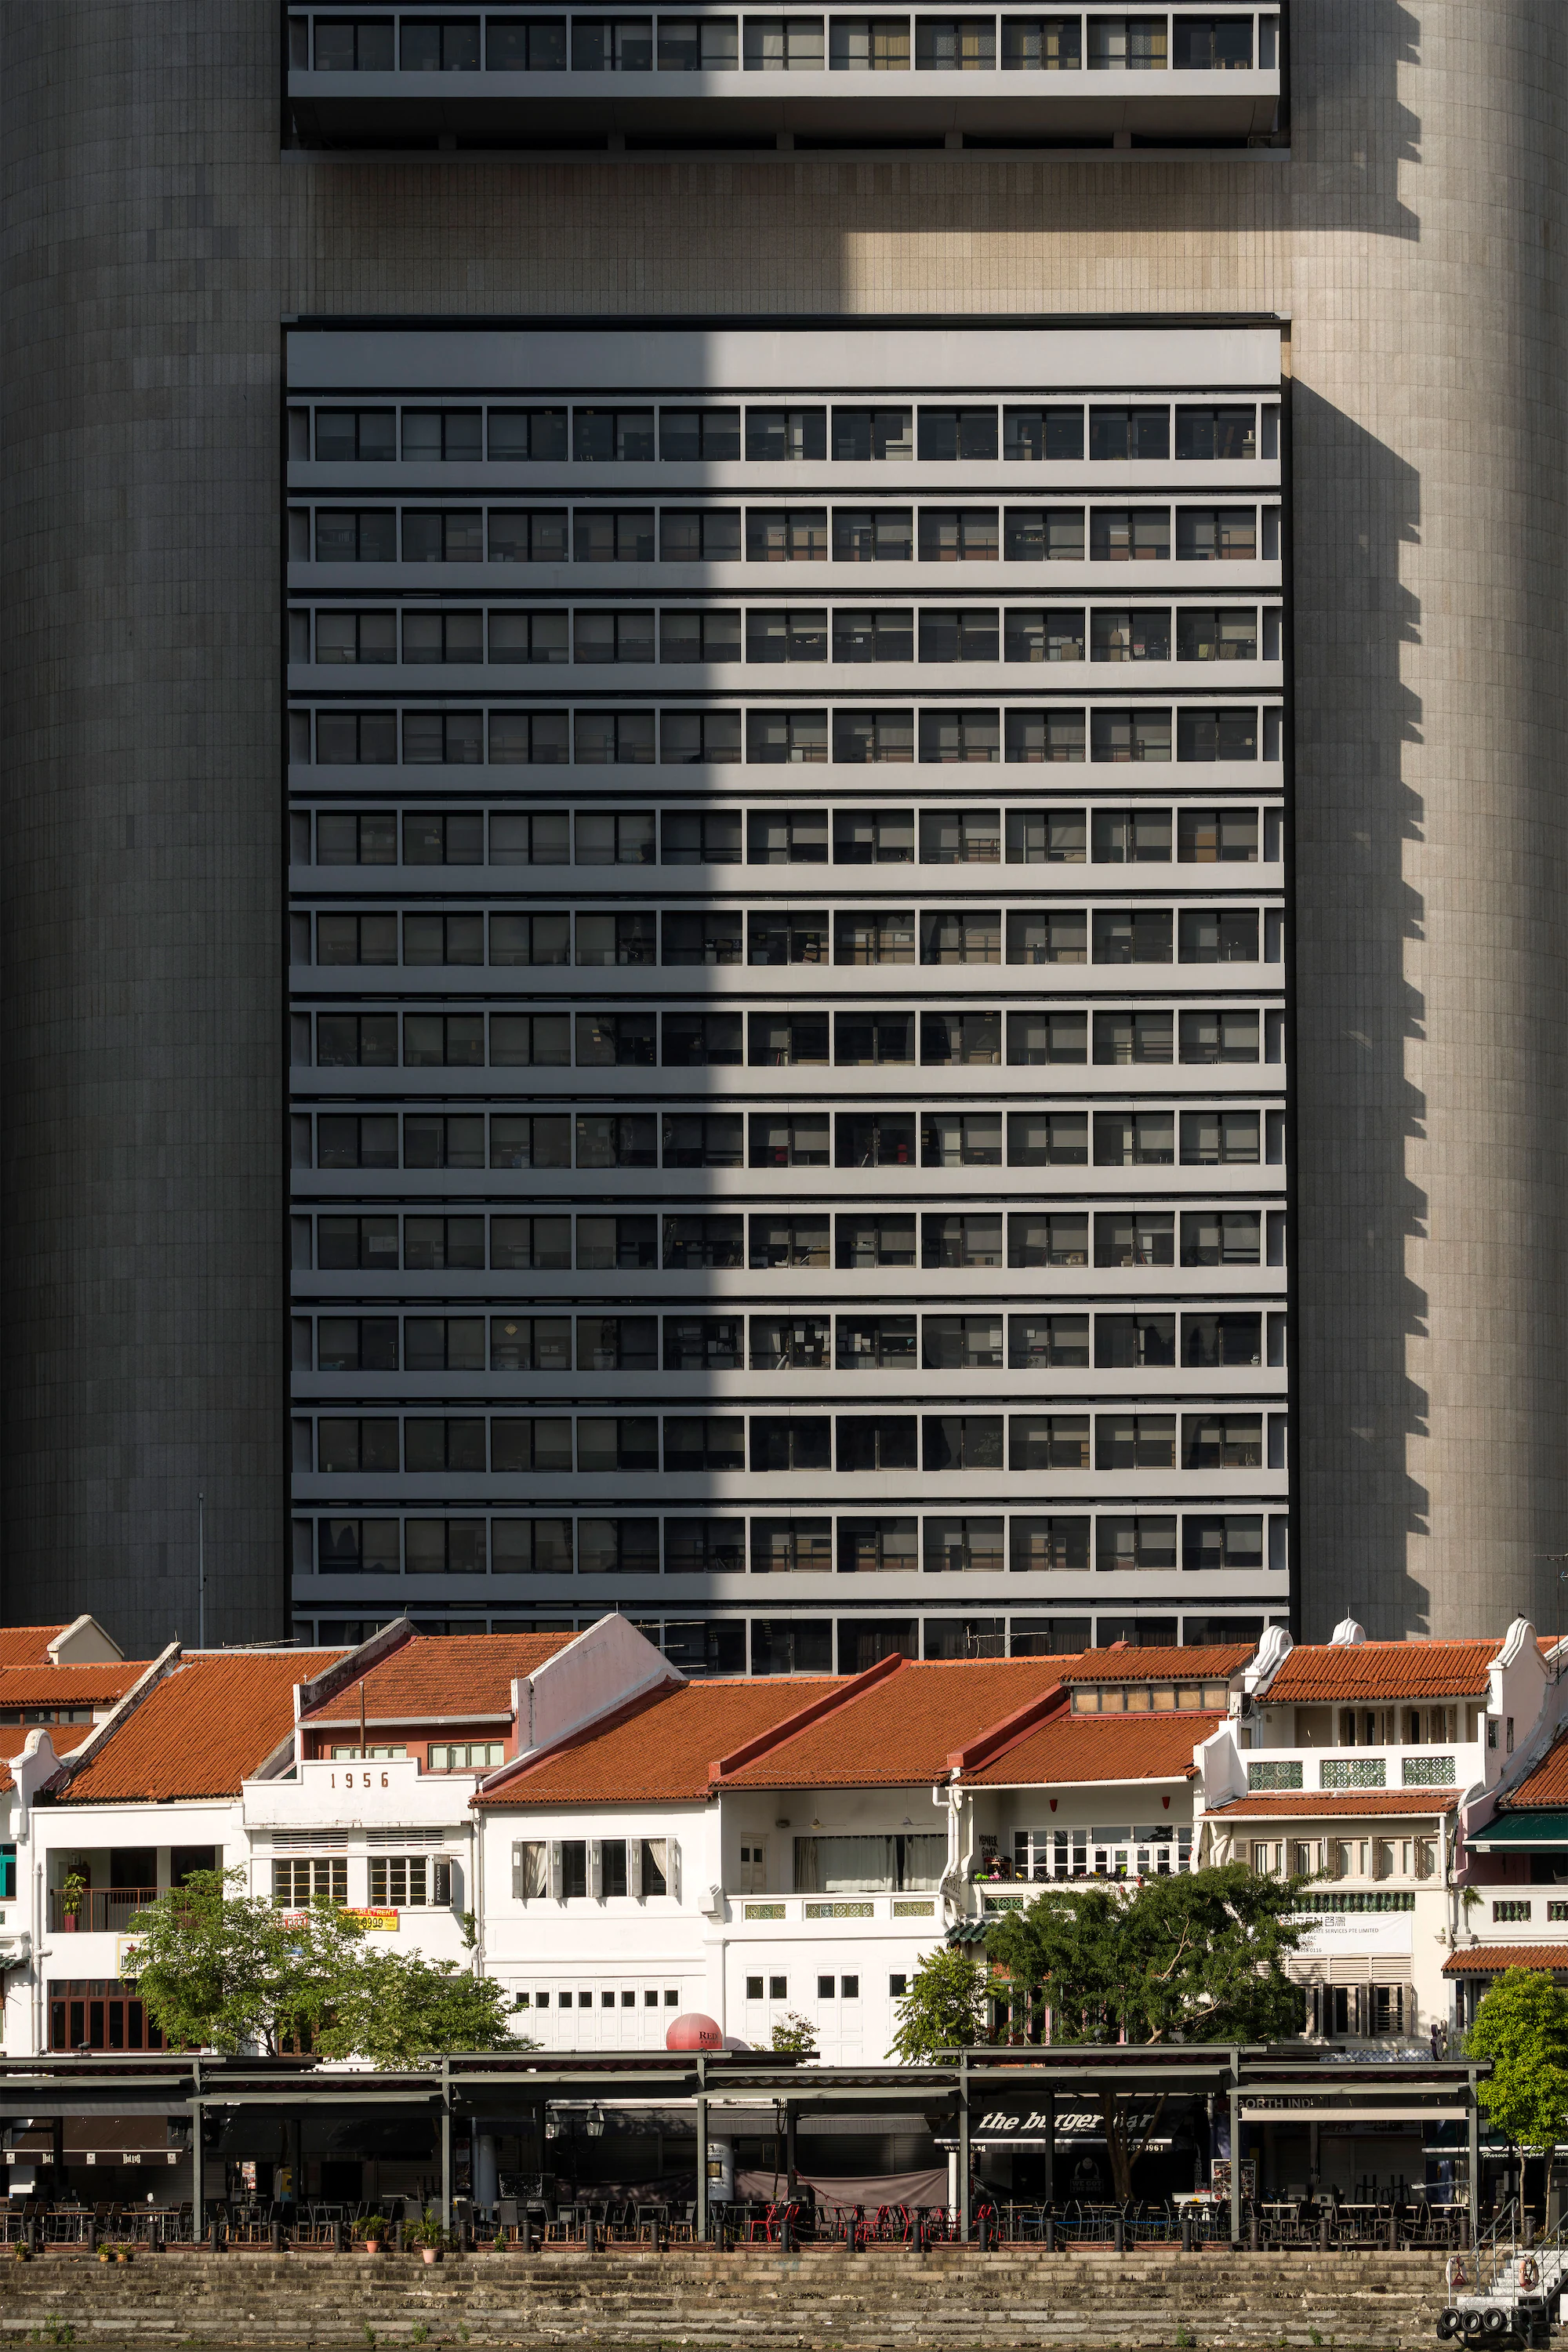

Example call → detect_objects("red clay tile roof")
0 1628 71 1667
962 1710 1221 1786
1207 1790 1461 1817
1265 1640 1498 1704
719 1658 1070 1790
1500 1733 1568 1809
1443 1946 1568 1975
0 1664 147 1708
478 1678 843 1806
1060 1645 1253 1685
303 1630 577 1726
58 1652 344 1802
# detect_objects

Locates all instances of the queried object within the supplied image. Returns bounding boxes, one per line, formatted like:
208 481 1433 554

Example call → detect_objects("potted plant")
60 1868 89 1933
408 2208 445 2266
354 2213 390 2254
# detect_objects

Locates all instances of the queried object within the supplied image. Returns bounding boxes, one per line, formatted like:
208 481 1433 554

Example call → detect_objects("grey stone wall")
2 2 1563 1648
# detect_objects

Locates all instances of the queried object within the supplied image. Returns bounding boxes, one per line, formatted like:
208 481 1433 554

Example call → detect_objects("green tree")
985 1865 1308 2201
769 2012 818 2057
318 1947 530 2067
887 1944 990 2063
125 1868 368 2055
1466 1968 1568 2153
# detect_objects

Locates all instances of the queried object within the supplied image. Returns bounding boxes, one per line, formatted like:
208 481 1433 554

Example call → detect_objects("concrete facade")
3 4 1565 1646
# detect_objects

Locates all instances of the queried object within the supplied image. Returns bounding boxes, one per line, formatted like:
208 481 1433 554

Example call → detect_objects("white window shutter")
548 1841 563 1899
511 1842 524 1901
589 1839 603 1899
628 1837 643 1900
669 1838 681 1903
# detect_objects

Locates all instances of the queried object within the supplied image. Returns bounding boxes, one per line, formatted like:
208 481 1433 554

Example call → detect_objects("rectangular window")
1006 708 1085 763
838 1417 920 1472
663 610 743 662
832 405 913 456
746 508 829 561
751 1518 833 1573
577 1519 661 1573
751 1417 833 1472
488 510 570 562
662 808 743 863
1174 405 1258 462
924 1517 1005 1573
1181 1414 1264 1470
1094 1111 1175 1166
272 1858 348 1909
660 508 742 561
662 903 747 960
834 1215 914 1268
832 610 914 665
659 405 742 456
746 709 828 763
750 1316 829 1369
573 509 656 562
835 707 915 763
486 407 568 458
1006 506 1084 561
572 403 655 453
914 17 995 66
1178 706 1258 761
1010 1417 1090 1472
1011 1517 1091 1571
1175 506 1256 561
1007 1211 1087 1266
400 21 481 70
314 509 397 562
575 1316 657 1371
923 1010 1002 1065
401 510 483 562
742 19 827 67
920 708 1000 764
922 1214 1002 1267
919 507 999 561
402 710 483 764
833 507 913 561
1090 506 1169 561
1096 1414 1176 1470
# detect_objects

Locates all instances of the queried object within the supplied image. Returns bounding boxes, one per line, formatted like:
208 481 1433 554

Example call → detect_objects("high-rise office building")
285 318 1288 1662
5 5 1562 1655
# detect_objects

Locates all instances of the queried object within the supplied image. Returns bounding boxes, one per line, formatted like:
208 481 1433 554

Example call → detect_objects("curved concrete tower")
2 0 1563 1650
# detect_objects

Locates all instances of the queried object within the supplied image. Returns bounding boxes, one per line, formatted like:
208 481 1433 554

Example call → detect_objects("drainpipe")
31 1860 42 2056
471 1812 483 1980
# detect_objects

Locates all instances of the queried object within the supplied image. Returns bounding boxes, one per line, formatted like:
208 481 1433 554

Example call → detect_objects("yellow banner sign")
278 1908 399 1931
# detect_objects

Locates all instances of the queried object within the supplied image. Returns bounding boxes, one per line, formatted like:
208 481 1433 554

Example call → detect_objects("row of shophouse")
2 1602 1568 2203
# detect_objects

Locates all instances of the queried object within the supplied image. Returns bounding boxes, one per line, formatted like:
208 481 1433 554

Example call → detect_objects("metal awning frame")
0 2047 1491 2245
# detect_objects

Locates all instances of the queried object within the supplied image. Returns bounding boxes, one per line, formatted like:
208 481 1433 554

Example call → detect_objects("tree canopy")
887 1944 990 2063
124 1868 529 2063
317 1945 523 2067
1466 1968 1568 2154
983 1864 1308 2199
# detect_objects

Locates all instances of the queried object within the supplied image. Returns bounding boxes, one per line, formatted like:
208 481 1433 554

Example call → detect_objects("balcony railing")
49 1888 159 1935
1243 1744 1483 1798
736 1891 938 1922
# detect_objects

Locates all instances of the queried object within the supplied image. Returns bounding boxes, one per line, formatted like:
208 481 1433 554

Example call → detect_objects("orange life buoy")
1520 2256 1539 2291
